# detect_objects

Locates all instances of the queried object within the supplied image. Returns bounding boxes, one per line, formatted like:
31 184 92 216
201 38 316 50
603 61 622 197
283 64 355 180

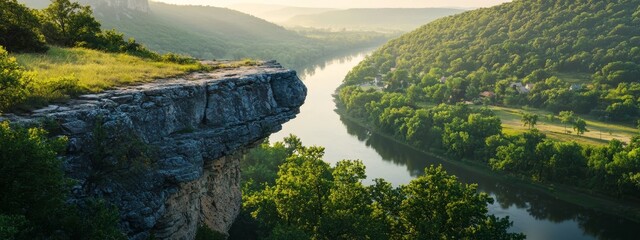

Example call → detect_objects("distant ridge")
282 8 466 32
229 3 337 23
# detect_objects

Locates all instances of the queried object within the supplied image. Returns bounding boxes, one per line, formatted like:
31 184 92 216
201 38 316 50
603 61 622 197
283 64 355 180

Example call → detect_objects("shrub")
0 46 29 112
196 226 227 240
0 122 68 236
161 53 197 64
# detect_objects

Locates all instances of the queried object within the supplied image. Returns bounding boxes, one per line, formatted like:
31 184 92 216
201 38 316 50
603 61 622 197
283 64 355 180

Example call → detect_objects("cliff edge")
1 61 306 239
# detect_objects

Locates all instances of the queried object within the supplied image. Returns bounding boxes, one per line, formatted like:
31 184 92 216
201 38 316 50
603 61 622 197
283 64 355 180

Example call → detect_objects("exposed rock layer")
81 0 150 12
2 62 306 239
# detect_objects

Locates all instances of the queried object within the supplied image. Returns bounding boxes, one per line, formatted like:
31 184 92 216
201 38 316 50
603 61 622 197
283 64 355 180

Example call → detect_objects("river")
270 51 637 240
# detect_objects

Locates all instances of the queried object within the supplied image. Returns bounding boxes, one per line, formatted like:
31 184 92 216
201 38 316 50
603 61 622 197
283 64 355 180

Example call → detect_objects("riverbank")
335 107 640 223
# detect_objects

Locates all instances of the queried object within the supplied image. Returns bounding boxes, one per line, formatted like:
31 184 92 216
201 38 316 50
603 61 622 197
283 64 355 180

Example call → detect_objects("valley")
2 0 639 239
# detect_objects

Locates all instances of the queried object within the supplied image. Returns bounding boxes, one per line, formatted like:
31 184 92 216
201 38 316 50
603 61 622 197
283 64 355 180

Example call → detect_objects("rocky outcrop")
81 0 150 13
1 61 306 239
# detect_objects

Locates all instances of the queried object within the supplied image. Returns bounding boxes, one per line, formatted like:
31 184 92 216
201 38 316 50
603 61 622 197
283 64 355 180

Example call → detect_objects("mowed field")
491 106 637 146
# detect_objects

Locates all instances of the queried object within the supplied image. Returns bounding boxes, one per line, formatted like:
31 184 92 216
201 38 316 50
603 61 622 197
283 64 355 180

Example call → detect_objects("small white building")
510 82 530 94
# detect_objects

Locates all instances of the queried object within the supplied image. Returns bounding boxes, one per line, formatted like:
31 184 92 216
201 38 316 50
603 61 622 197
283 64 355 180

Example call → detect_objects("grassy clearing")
489 105 637 145
15 47 204 92
554 72 592 84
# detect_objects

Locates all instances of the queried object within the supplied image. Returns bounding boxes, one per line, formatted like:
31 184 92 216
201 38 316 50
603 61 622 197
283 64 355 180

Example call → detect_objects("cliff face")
2 62 306 239
81 0 149 12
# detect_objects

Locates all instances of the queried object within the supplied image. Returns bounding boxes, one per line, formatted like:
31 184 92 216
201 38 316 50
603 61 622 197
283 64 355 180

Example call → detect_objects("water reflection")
338 115 637 240
292 48 373 80
272 49 637 240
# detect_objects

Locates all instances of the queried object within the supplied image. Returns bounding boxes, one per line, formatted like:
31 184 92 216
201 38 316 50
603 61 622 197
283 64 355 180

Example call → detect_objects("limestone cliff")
81 0 149 13
2 61 306 239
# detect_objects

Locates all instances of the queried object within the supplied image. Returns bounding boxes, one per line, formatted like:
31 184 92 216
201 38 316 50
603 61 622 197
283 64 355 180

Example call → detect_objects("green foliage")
559 111 576 131
40 0 101 47
0 122 126 238
0 46 29 112
195 226 227 240
0 214 29 239
2 0 199 62
62 199 126 240
345 0 640 119
86 117 154 190
238 137 524 239
0 122 68 236
93 2 390 69
338 84 640 198
9 46 204 111
0 0 204 111
400 166 521 239
0 0 48 52
573 118 588 135
339 87 501 158
521 112 539 129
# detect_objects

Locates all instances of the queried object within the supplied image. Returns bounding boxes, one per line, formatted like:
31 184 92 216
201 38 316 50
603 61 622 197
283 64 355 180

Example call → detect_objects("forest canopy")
345 0 640 120
231 136 525 240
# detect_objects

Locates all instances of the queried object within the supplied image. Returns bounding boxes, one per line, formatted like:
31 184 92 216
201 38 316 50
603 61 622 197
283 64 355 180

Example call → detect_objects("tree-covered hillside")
283 8 465 32
345 0 640 120
94 2 388 69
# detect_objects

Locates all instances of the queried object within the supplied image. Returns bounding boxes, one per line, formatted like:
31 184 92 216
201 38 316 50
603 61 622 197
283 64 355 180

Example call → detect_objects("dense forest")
338 88 640 198
229 136 525 240
345 0 640 121
338 0 640 203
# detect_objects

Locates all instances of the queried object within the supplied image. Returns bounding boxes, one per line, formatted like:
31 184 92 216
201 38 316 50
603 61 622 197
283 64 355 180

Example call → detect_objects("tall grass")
9 47 205 111
15 47 204 92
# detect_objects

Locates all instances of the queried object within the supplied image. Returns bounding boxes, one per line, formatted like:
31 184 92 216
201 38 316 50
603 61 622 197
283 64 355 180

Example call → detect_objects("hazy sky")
151 0 512 8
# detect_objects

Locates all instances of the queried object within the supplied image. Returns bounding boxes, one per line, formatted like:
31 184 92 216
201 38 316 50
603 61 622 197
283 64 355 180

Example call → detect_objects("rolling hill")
229 3 336 23
282 8 466 32
345 0 640 119
17 0 389 69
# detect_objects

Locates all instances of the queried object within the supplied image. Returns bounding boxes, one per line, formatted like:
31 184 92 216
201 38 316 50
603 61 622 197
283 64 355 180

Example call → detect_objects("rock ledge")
1 61 306 239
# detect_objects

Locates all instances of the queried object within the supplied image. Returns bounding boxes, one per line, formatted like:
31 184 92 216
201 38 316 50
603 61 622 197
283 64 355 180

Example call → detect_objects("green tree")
40 0 101 46
559 111 575 132
572 118 588 135
521 112 539 129
400 165 524 240
242 138 525 239
0 0 48 52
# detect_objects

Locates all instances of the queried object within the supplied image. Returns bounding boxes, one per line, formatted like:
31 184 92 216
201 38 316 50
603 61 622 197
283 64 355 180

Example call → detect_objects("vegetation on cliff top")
12 46 202 109
0 0 209 112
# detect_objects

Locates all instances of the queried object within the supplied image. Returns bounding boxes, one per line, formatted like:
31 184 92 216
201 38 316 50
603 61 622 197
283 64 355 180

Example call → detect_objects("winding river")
270 51 637 240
